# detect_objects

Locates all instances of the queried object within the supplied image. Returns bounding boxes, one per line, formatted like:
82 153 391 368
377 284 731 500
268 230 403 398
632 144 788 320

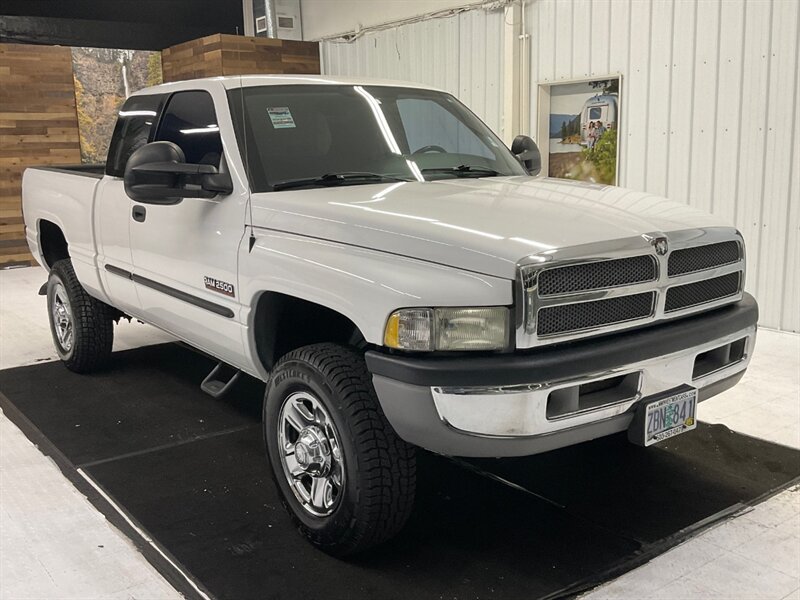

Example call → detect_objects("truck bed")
22 165 104 286
31 164 105 179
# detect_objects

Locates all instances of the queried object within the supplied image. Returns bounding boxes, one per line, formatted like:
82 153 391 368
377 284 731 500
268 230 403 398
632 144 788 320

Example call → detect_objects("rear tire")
263 343 416 556
47 259 114 373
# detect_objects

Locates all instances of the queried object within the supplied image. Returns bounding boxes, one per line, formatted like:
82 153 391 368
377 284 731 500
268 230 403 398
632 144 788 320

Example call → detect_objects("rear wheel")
263 343 416 556
46 259 114 373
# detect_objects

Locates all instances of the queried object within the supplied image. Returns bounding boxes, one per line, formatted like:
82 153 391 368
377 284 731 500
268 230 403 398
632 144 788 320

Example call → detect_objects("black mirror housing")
511 135 542 176
124 141 233 204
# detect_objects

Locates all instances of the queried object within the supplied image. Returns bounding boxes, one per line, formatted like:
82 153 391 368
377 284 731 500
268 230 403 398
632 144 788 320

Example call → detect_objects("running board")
201 362 241 399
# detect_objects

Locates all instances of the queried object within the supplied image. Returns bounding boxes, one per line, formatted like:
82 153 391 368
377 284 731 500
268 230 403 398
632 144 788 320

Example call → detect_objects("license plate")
629 387 698 447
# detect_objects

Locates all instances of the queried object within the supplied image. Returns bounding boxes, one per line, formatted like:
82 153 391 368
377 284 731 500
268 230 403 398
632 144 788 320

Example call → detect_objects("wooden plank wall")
0 35 318 266
0 44 81 267
162 34 320 82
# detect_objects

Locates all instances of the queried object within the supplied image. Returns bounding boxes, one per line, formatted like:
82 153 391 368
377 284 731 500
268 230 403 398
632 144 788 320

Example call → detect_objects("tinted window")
228 85 524 192
155 91 223 166
105 94 164 177
588 106 603 119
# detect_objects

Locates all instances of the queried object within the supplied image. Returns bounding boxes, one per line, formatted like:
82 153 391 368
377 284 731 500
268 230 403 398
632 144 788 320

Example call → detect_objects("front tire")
263 343 416 556
47 259 114 373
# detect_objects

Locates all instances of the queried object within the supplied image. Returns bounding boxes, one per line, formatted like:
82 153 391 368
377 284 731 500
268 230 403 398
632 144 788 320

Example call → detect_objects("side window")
396 97 494 159
155 91 223 166
105 94 164 177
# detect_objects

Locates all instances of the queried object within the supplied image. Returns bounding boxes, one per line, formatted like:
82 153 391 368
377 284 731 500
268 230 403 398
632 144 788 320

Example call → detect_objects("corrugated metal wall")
321 8 506 135
528 0 799 331
320 0 799 331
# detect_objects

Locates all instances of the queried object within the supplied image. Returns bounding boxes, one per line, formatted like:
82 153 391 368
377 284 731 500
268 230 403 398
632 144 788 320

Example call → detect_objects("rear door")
95 94 165 314
127 88 250 368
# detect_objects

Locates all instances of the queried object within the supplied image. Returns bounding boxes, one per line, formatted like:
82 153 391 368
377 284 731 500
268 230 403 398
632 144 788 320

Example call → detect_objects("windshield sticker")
267 107 296 129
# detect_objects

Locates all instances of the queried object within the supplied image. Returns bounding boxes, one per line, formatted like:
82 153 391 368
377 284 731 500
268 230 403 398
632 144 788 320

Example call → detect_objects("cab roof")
136 74 445 95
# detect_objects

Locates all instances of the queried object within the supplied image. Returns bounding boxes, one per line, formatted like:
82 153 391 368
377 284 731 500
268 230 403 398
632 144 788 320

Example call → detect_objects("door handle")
132 205 146 222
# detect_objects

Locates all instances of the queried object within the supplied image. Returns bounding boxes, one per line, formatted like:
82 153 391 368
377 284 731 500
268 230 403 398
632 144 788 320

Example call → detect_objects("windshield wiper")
420 164 503 178
272 172 412 191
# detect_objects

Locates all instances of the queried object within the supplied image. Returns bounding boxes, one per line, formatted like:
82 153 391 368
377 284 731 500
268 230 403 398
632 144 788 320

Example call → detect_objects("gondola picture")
545 77 620 185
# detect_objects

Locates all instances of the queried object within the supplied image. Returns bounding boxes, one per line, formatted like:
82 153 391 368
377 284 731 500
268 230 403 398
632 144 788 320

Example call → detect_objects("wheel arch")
38 219 70 270
252 291 369 371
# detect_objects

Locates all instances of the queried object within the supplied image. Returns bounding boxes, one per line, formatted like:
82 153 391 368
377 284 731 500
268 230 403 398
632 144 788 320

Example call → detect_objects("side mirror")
511 135 541 176
123 141 233 204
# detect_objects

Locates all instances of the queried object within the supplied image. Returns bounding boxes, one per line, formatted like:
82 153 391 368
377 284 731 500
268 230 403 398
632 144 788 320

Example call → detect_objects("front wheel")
46 259 114 373
263 343 416 556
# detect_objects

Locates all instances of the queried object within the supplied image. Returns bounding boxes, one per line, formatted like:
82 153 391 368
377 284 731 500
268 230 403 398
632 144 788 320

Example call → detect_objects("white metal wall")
320 0 799 331
321 8 506 135
528 0 799 331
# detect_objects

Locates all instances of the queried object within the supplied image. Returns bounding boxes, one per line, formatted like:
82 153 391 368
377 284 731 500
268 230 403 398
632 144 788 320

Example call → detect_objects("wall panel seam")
732 0 748 226
777 0 800 325
664 0 676 200
754 0 775 304
708 0 724 215
685 0 699 205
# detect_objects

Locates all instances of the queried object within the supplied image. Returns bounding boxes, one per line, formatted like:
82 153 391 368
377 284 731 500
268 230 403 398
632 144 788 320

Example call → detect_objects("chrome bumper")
367 295 758 457
431 325 755 438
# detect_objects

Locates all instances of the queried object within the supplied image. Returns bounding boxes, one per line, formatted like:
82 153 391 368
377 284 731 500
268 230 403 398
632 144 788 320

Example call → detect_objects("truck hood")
249 177 727 280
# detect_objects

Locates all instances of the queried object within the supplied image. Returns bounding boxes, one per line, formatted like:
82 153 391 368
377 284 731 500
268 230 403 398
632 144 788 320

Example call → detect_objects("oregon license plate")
629 387 698 447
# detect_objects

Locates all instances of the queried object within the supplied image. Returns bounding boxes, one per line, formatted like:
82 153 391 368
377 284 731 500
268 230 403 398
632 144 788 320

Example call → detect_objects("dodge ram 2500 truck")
23 75 758 555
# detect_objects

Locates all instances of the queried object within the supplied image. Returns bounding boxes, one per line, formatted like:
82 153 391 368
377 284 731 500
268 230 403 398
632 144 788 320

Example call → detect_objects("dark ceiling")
0 0 245 50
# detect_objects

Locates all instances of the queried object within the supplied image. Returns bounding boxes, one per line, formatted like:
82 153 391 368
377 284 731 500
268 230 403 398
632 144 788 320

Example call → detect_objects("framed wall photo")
537 76 621 185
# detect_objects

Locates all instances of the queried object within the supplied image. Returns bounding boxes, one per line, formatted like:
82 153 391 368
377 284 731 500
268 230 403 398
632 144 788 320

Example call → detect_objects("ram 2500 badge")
22 76 758 555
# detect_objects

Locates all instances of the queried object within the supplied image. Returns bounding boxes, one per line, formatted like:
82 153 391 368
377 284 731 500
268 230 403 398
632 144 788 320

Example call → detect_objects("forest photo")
546 77 620 185
71 47 162 164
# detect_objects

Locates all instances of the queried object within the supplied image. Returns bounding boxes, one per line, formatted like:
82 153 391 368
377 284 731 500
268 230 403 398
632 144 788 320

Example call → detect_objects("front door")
128 89 249 368
95 93 165 315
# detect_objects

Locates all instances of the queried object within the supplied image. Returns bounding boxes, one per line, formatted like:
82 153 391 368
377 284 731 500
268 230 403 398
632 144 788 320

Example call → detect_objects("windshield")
227 84 526 192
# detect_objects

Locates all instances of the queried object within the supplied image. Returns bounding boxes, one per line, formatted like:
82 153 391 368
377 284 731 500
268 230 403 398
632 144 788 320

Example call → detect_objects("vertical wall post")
502 2 521 145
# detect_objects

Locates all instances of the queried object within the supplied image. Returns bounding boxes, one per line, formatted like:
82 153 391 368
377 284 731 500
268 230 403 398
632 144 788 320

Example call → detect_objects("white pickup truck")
23 75 758 555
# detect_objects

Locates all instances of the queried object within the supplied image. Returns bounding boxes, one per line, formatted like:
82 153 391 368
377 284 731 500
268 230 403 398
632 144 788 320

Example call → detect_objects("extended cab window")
106 94 164 177
155 91 223 166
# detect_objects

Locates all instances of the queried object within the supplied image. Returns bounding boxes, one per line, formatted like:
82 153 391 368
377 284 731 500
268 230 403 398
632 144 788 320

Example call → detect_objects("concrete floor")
1 265 798 599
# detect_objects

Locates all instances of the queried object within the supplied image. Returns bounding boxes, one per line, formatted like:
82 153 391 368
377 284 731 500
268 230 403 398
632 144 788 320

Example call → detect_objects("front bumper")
366 294 758 457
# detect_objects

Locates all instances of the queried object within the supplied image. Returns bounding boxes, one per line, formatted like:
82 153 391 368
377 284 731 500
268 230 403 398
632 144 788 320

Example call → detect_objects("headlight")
384 307 510 351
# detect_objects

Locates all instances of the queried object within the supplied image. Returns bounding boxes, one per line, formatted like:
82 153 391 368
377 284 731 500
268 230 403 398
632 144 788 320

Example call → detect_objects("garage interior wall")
0 44 82 267
321 8 505 136
320 0 799 333
302 0 472 41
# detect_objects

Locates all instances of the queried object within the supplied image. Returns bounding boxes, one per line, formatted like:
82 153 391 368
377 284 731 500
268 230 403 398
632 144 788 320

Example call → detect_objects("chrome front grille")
517 228 746 348
538 292 656 337
665 272 741 312
668 240 741 277
537 255 657 296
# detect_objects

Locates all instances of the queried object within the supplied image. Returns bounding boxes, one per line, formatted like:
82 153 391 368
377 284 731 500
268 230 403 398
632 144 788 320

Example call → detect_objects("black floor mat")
2 343 798 600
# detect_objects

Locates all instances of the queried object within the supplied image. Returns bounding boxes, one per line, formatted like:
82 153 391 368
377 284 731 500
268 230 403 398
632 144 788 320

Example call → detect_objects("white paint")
318 0 800 331
321 8 506 136
0 264 173 371
2 265 797 600
301 0 471 40
528 0 800 332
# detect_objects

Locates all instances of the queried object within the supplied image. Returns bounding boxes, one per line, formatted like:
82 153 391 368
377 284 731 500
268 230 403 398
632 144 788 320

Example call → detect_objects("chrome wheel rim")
51 282 73 352
277 391 345 517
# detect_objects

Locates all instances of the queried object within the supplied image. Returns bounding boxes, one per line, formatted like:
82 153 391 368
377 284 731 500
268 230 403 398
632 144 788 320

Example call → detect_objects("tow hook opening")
692 337 747 380
546 372 641 420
